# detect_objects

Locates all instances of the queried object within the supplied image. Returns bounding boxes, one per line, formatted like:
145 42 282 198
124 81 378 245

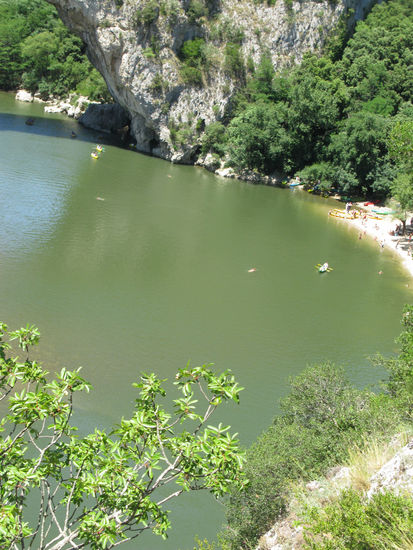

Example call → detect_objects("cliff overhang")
46 0 375 163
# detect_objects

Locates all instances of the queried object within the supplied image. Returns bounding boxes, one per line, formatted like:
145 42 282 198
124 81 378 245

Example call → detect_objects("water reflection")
0 110 126 146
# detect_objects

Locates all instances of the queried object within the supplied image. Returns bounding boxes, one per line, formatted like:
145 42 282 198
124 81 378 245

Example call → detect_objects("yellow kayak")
328 208 359 219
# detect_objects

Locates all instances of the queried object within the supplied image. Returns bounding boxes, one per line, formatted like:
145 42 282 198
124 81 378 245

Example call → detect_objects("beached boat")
372 209 395 215
365 212 383 220
329 208 383 221
328 208 359 219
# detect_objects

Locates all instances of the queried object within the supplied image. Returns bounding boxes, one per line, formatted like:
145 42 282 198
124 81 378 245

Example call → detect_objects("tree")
246 56 276 101
391 174 413 233
328 111 390 194
286 74 340 168
389 120 413 231
0 17 24 89
388 119 413 173
0 0 110 100
201 121 227 156
21 31 59 93
373 304 413 416
227 102 290 174
0 323 246 549
297 162 336 194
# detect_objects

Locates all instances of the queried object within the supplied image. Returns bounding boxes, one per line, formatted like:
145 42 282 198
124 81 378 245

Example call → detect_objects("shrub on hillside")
134 0 159 26
201 122 227 156
179 38 206 87
373 304 413 417
304 490 413 549
222 362 406 549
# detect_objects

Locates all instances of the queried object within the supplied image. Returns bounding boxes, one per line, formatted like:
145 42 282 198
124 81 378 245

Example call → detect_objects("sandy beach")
334 203 413 279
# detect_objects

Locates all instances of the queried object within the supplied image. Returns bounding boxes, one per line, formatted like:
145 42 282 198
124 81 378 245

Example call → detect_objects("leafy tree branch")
0 323 246 549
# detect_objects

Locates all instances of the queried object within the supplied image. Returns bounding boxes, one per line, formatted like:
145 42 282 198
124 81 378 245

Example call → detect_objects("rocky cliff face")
46 0 374 163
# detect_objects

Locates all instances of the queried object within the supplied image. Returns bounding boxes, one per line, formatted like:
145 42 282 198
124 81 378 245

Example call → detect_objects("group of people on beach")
327 197 413 281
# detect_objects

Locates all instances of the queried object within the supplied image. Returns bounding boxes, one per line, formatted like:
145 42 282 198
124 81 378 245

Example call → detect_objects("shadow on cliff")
0 111 128 148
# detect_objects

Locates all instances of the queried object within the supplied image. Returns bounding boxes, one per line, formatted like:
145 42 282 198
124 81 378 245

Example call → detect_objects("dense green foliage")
203 0 413 199
179 38 206 87
374 305 413 416
304 490 413 549
0 0 110 101
221 305 413 549
0 324 246 549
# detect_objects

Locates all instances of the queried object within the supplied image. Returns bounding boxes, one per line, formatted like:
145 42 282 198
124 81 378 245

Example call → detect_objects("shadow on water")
0 111 128 149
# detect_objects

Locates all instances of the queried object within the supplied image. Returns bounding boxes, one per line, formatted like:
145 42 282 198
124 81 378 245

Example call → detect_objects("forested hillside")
203 0 413 199
0 0 110 101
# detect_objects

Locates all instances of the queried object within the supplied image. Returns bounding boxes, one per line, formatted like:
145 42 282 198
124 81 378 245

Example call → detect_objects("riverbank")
15 89 93 119
15 90 131 138
210 160 413 282
330 202 413 281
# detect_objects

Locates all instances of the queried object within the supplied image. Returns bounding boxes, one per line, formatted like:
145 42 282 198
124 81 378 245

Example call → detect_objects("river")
0 91 411 548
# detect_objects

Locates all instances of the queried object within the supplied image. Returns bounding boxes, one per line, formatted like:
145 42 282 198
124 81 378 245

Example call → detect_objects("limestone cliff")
46 0 374 163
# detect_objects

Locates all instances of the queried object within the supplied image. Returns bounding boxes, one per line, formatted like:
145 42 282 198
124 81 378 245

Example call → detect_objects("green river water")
0 91 412 548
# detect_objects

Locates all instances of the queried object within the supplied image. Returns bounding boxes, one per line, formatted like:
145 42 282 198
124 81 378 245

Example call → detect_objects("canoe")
329 209 383 221
372 209 395 215
328 209 359 219
361 212 383 220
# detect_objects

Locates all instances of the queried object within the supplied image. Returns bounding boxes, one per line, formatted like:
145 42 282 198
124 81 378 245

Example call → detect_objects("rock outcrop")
367 438 413 498
15 90 36 103
257 437 413 550
46 0 375 163
16 90 94 118
79 103 130 133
